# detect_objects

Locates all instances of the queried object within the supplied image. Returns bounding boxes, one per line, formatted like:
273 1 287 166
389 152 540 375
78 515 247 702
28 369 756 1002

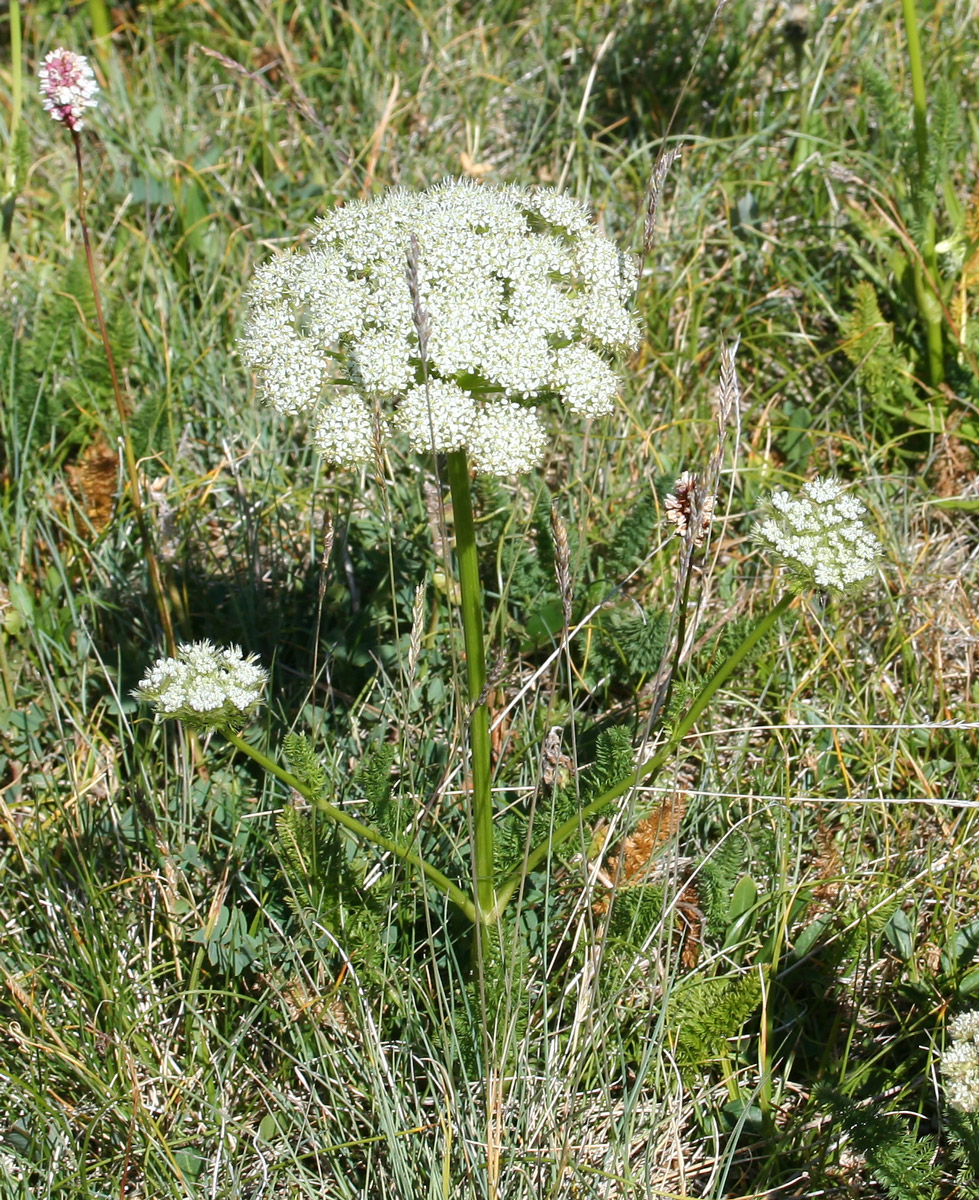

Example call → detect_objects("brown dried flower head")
665 471 715 548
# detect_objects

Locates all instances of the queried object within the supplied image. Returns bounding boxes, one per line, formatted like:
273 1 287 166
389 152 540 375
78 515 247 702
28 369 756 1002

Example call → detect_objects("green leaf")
521 598 565 651
792 911 833 959
931 497 979 512
942 918 979 975
729 874 757 921
174 1147 206 1183
884 909 914 960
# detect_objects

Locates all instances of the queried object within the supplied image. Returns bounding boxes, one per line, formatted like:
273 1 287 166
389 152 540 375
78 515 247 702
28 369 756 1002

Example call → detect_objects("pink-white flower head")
38 48 99 132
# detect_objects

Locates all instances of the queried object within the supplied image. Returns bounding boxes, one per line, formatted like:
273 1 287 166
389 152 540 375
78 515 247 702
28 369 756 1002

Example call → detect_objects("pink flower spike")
38 48 99 131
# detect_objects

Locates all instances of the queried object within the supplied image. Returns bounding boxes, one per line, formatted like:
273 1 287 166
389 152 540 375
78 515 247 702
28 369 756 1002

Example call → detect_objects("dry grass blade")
196 43 347 154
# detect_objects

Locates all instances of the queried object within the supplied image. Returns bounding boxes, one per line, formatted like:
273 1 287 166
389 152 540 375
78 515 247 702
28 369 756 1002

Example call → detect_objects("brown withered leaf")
460 150 494 179
677 882 703 969
614 788 688 883
66 439 119 532
932 430 974 499
592 788 703 966
810 819 843 907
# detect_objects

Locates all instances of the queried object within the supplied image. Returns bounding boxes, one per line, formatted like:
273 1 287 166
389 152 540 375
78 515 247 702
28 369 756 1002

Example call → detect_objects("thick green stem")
910 251 944 389
901 0 929 189
7 4 21 173
0 10 15 710
445 449 495 923
224 729 477 924
900 0 944 387
491 591 796 920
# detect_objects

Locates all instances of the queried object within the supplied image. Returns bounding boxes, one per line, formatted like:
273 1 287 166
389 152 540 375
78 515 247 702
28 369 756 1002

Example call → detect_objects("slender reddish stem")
73 132 176 654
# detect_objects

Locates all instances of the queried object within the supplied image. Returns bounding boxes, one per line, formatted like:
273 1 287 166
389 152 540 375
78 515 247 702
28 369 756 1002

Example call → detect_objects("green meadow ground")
2 0 979 1196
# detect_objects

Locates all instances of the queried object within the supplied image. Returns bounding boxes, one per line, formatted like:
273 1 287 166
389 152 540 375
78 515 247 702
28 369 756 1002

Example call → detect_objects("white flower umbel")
942 1010 979 1112
133 641 268 731
395 381 477 454
311 393 377 465
241 178 641 475
753 476 881 595
38 48 99 132
468 400 550 476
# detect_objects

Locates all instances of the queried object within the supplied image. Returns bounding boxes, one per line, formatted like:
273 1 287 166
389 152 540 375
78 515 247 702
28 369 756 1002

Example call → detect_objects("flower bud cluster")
133 641 268 730
241 179 640 475
38 49 99 131
942 1009 979 1112
753 477 881 595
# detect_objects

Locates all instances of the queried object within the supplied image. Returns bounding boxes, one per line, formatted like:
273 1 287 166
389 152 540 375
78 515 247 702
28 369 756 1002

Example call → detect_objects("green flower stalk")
899 0 944 388
38 47 178 654
0 1 25 294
